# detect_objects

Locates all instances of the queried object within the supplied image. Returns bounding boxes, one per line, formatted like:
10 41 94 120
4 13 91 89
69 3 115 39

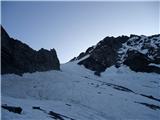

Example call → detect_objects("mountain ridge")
1 26 60 75
1 27 160 120
71 34 160 75
1 26 160 75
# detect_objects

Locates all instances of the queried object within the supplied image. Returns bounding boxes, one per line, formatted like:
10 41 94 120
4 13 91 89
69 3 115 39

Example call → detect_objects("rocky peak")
1 26 60 75
72 34 160 75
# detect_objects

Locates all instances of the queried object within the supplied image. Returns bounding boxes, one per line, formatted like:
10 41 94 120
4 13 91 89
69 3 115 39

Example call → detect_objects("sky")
1 1 160 63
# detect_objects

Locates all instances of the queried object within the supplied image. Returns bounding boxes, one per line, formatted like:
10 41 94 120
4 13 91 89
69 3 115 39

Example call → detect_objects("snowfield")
1 61 160 120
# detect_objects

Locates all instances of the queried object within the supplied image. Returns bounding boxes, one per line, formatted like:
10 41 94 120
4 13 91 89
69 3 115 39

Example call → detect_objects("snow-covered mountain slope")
2 61 160 120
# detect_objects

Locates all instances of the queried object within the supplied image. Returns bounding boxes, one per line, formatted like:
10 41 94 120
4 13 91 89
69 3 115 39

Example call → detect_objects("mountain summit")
1 29 160 120
71 34 160 75
1 26 60 75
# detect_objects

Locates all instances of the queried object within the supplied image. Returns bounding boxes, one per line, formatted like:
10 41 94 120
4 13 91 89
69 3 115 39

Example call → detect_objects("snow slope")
1 61 160 120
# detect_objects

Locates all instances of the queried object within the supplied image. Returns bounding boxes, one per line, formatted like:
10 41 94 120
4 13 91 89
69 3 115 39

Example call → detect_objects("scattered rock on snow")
2 105 22 114
134 102 160 110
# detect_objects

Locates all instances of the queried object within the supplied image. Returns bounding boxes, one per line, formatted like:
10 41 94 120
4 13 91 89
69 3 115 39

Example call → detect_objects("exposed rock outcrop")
78 36 129 74
72 34 160 75
2 105 22 114
123 50 160 73
1 26 60 75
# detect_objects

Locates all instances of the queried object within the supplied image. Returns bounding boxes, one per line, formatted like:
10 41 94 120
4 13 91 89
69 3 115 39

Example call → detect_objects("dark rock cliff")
78 36 129 74
1 26 60 75
72 34 160 75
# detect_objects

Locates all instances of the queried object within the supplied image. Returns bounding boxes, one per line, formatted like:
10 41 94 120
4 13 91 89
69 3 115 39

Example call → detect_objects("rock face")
78 36 129 74
1 26 60 75
123 50 160 74
72 34 160 75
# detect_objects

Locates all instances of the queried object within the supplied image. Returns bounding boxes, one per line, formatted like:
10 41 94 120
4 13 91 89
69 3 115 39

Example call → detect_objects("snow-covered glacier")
1 60 160 120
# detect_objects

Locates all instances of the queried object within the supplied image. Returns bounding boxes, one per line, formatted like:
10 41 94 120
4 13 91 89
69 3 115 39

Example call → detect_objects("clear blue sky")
1 1 159 63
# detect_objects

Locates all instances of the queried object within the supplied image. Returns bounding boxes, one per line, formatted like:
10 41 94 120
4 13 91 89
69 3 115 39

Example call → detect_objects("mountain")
72 34 160 75
1 26 60 75
1 29 160 120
